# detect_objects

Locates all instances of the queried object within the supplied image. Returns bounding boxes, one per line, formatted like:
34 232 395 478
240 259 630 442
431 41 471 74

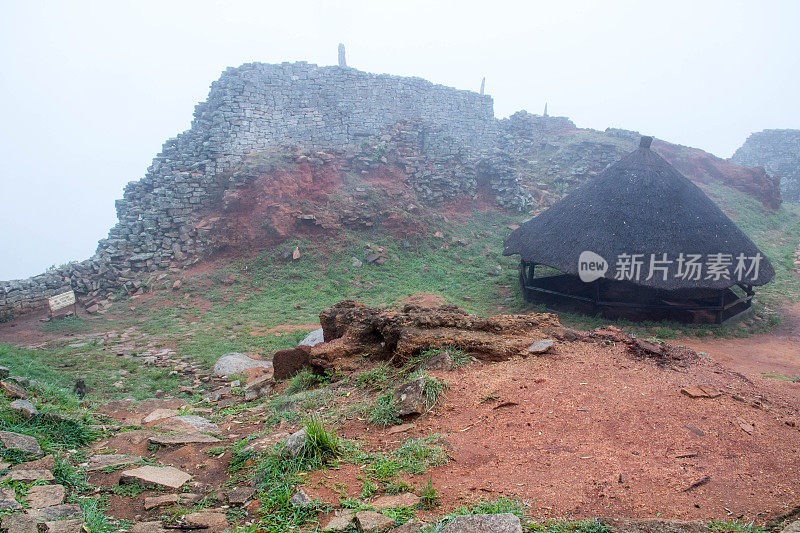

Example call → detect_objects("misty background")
1 0 798 281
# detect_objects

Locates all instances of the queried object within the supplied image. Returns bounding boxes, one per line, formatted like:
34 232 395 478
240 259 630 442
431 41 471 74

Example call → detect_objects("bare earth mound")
299 302 800 522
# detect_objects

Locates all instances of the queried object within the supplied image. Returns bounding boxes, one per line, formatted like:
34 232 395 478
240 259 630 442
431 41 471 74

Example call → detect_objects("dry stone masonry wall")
732 129 800 202
0 61 507 319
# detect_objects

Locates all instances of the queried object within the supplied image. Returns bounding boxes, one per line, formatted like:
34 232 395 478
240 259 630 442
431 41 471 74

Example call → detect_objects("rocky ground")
1 298 800 532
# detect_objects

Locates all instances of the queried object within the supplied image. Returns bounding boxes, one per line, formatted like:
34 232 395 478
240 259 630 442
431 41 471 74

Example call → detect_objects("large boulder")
213 353 272 377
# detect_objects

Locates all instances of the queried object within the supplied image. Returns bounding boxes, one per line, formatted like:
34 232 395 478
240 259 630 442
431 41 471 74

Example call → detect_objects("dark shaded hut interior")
503 136 775 324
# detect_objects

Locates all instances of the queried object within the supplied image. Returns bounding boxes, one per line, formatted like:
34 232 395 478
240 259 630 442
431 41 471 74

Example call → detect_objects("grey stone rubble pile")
732 129 800 202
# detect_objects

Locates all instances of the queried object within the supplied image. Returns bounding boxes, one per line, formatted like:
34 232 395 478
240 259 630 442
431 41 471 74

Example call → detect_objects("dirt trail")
679 304 800 380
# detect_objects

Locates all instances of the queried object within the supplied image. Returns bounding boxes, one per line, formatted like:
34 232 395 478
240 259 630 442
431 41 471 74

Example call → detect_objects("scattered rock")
148 433 221 445
422 351 453 371
26 503 82 521
526 339 554 354
356 510 395 532
8 399 37 418
737 418 754 435
183 512 229 533
12 455 54 471
244 374 275 401
283 429 308 458
39 520 85 533
1 380 28 399
0 366 9 379
144 494 179 510
130 522 168 533
386 423 416 435
781 520 800 533
0 486 22 511
371 492 421 509
394 377 426 416
120 465 191 489
352 257 363 268
7 469 55 483
213 353 272 377
290 488 315 508
389 521 427 533
227 486 255 505
85 454 141 471
681 385 722 399
299 328 325 347
167 415 218 432
26 485 65 508
1 513 37 533
442 513 522 533
142 408 180 424
323 509 356 531
292 246 301 260
598 518 711 533
172 279 182 290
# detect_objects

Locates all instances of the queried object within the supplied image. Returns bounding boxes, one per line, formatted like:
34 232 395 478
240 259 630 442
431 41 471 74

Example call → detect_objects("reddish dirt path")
679 304 800 381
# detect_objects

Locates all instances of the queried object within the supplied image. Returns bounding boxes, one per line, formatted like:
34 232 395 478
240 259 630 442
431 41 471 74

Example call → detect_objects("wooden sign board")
49 290 76 315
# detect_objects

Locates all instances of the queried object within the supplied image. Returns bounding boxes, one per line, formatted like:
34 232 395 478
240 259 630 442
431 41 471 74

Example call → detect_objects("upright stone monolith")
338 43 347 67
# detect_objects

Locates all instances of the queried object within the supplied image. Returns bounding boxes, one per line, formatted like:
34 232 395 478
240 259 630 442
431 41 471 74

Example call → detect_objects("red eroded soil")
308 332 800 522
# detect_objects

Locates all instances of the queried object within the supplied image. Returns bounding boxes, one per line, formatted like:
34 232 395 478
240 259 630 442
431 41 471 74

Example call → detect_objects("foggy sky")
1 0 798 281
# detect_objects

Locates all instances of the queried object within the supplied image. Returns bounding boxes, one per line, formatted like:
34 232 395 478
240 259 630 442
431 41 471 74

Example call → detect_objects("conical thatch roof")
503 137 774 290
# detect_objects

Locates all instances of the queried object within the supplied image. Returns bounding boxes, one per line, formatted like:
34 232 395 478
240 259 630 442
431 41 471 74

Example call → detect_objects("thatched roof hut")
503 137 774 323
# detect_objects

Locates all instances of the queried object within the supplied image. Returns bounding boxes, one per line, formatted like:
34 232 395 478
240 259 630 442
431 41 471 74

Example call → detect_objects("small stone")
0 366 9 379
422 351 453 371
371 492 421 509
227 486 255 505
172 279 182 290
144 494 179 510
290 488 315 507
130 522 168 533
283 429 307 458
681 385 722 399
394 377 426 416
39 520 85 533
1 380 28 399
86 454 141 471
26 503 82 521
352 257 363 268
243 374 274 401
389 521 427 533
9 399 37 418
292 247 301 260
7 469 55 482
148 433 221 445
26 484 65 508
356 510 395 532
142 408 179 424
183 512 228 533
386 423 416 435
526 339 554 354
120 465 191 489
442 513 522 533
323 509 356 531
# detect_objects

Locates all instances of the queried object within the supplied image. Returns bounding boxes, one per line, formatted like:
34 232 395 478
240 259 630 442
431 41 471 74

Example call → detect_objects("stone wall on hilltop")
731 129 800 202
0 62 502 319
